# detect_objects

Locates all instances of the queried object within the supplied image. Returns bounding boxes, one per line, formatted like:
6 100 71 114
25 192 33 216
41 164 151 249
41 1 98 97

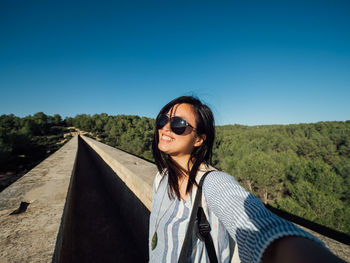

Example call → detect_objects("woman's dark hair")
152 96 215 200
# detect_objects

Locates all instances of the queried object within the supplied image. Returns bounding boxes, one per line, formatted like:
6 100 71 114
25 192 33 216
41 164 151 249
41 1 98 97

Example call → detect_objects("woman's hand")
262 236 346 263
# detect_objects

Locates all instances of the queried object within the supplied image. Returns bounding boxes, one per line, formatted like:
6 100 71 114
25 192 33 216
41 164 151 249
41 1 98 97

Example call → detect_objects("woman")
149 96 343 263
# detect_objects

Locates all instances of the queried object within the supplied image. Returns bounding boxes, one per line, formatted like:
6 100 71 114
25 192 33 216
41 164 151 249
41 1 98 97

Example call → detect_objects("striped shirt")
149 168 322 263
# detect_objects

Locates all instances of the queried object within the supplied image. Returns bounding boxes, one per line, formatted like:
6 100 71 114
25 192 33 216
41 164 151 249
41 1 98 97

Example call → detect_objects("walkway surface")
0 136 78 262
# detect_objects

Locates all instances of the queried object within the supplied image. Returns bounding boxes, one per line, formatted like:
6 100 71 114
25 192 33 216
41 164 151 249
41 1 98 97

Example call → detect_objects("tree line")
1 112 349 235
0 113 68 178
66 114 155 160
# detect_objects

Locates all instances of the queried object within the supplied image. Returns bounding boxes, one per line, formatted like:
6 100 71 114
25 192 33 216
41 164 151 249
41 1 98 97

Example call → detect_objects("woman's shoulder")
202 170 251 198
204 170 240 187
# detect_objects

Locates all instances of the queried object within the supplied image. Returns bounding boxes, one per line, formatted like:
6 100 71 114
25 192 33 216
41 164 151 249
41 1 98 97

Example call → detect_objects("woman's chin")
158 142 170 154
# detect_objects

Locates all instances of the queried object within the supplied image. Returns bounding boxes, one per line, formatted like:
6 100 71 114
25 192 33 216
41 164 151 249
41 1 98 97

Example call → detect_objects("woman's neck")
171 154 192 173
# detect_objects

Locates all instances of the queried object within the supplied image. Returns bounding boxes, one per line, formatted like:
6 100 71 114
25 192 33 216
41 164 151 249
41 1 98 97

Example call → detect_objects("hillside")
213 122 350 235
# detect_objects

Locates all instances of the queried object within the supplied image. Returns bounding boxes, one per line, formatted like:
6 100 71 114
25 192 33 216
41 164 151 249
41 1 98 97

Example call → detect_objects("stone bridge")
0 136 349 262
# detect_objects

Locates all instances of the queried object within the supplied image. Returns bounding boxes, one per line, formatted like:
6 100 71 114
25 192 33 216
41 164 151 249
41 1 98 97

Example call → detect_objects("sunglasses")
156 114 196 135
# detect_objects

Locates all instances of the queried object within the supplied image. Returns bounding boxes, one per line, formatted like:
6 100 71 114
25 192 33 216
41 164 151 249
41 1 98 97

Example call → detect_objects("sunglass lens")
171 117 187 135
156 114 169 129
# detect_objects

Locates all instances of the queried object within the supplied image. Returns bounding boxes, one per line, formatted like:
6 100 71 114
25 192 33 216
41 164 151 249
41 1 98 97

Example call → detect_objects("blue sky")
1 0 349 125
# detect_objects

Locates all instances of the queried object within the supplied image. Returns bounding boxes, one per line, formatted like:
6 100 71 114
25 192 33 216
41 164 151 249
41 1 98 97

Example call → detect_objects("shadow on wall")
54 136 150 263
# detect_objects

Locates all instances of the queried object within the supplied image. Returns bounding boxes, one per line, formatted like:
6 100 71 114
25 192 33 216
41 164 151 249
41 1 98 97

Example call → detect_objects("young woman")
149 96 343 263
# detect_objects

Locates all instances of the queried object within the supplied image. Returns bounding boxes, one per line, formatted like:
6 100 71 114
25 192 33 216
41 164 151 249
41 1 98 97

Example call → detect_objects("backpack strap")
197 206 218 263
178 171 218 263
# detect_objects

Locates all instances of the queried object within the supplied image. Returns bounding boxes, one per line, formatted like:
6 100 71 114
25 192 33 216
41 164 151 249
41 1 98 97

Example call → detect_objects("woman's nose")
161 121 171 132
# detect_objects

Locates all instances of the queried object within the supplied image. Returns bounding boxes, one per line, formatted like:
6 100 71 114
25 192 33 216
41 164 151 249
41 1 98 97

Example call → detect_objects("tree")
53 114 62 125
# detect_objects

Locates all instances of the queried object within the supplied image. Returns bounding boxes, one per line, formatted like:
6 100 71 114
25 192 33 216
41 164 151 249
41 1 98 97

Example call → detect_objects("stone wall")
55 136 155 262
80 135 156 211
0 136 78 262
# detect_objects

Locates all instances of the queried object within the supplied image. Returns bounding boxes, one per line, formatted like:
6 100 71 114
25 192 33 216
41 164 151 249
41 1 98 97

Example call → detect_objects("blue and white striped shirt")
149 168 322 263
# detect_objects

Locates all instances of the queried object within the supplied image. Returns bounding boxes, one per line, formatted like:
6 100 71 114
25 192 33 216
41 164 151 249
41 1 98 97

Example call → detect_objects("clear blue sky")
1 0 349 125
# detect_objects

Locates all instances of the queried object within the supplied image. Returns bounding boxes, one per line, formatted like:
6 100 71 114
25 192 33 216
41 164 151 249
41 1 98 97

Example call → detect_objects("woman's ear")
194 134 206 147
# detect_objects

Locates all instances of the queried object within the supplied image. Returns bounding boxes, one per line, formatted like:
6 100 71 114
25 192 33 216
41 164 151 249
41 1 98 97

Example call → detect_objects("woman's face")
158 103 204 160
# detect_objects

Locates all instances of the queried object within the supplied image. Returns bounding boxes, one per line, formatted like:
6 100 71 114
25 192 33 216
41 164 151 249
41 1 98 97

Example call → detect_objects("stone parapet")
0 136 78 262
80 135 157 211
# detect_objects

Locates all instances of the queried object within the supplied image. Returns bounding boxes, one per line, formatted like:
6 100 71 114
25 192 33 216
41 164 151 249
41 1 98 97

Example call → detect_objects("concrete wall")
79 135 156 211
0 136 78 262
55 136 156 263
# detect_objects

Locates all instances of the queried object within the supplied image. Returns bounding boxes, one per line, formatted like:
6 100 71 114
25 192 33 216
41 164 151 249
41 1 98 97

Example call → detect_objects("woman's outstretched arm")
203 171 342 263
